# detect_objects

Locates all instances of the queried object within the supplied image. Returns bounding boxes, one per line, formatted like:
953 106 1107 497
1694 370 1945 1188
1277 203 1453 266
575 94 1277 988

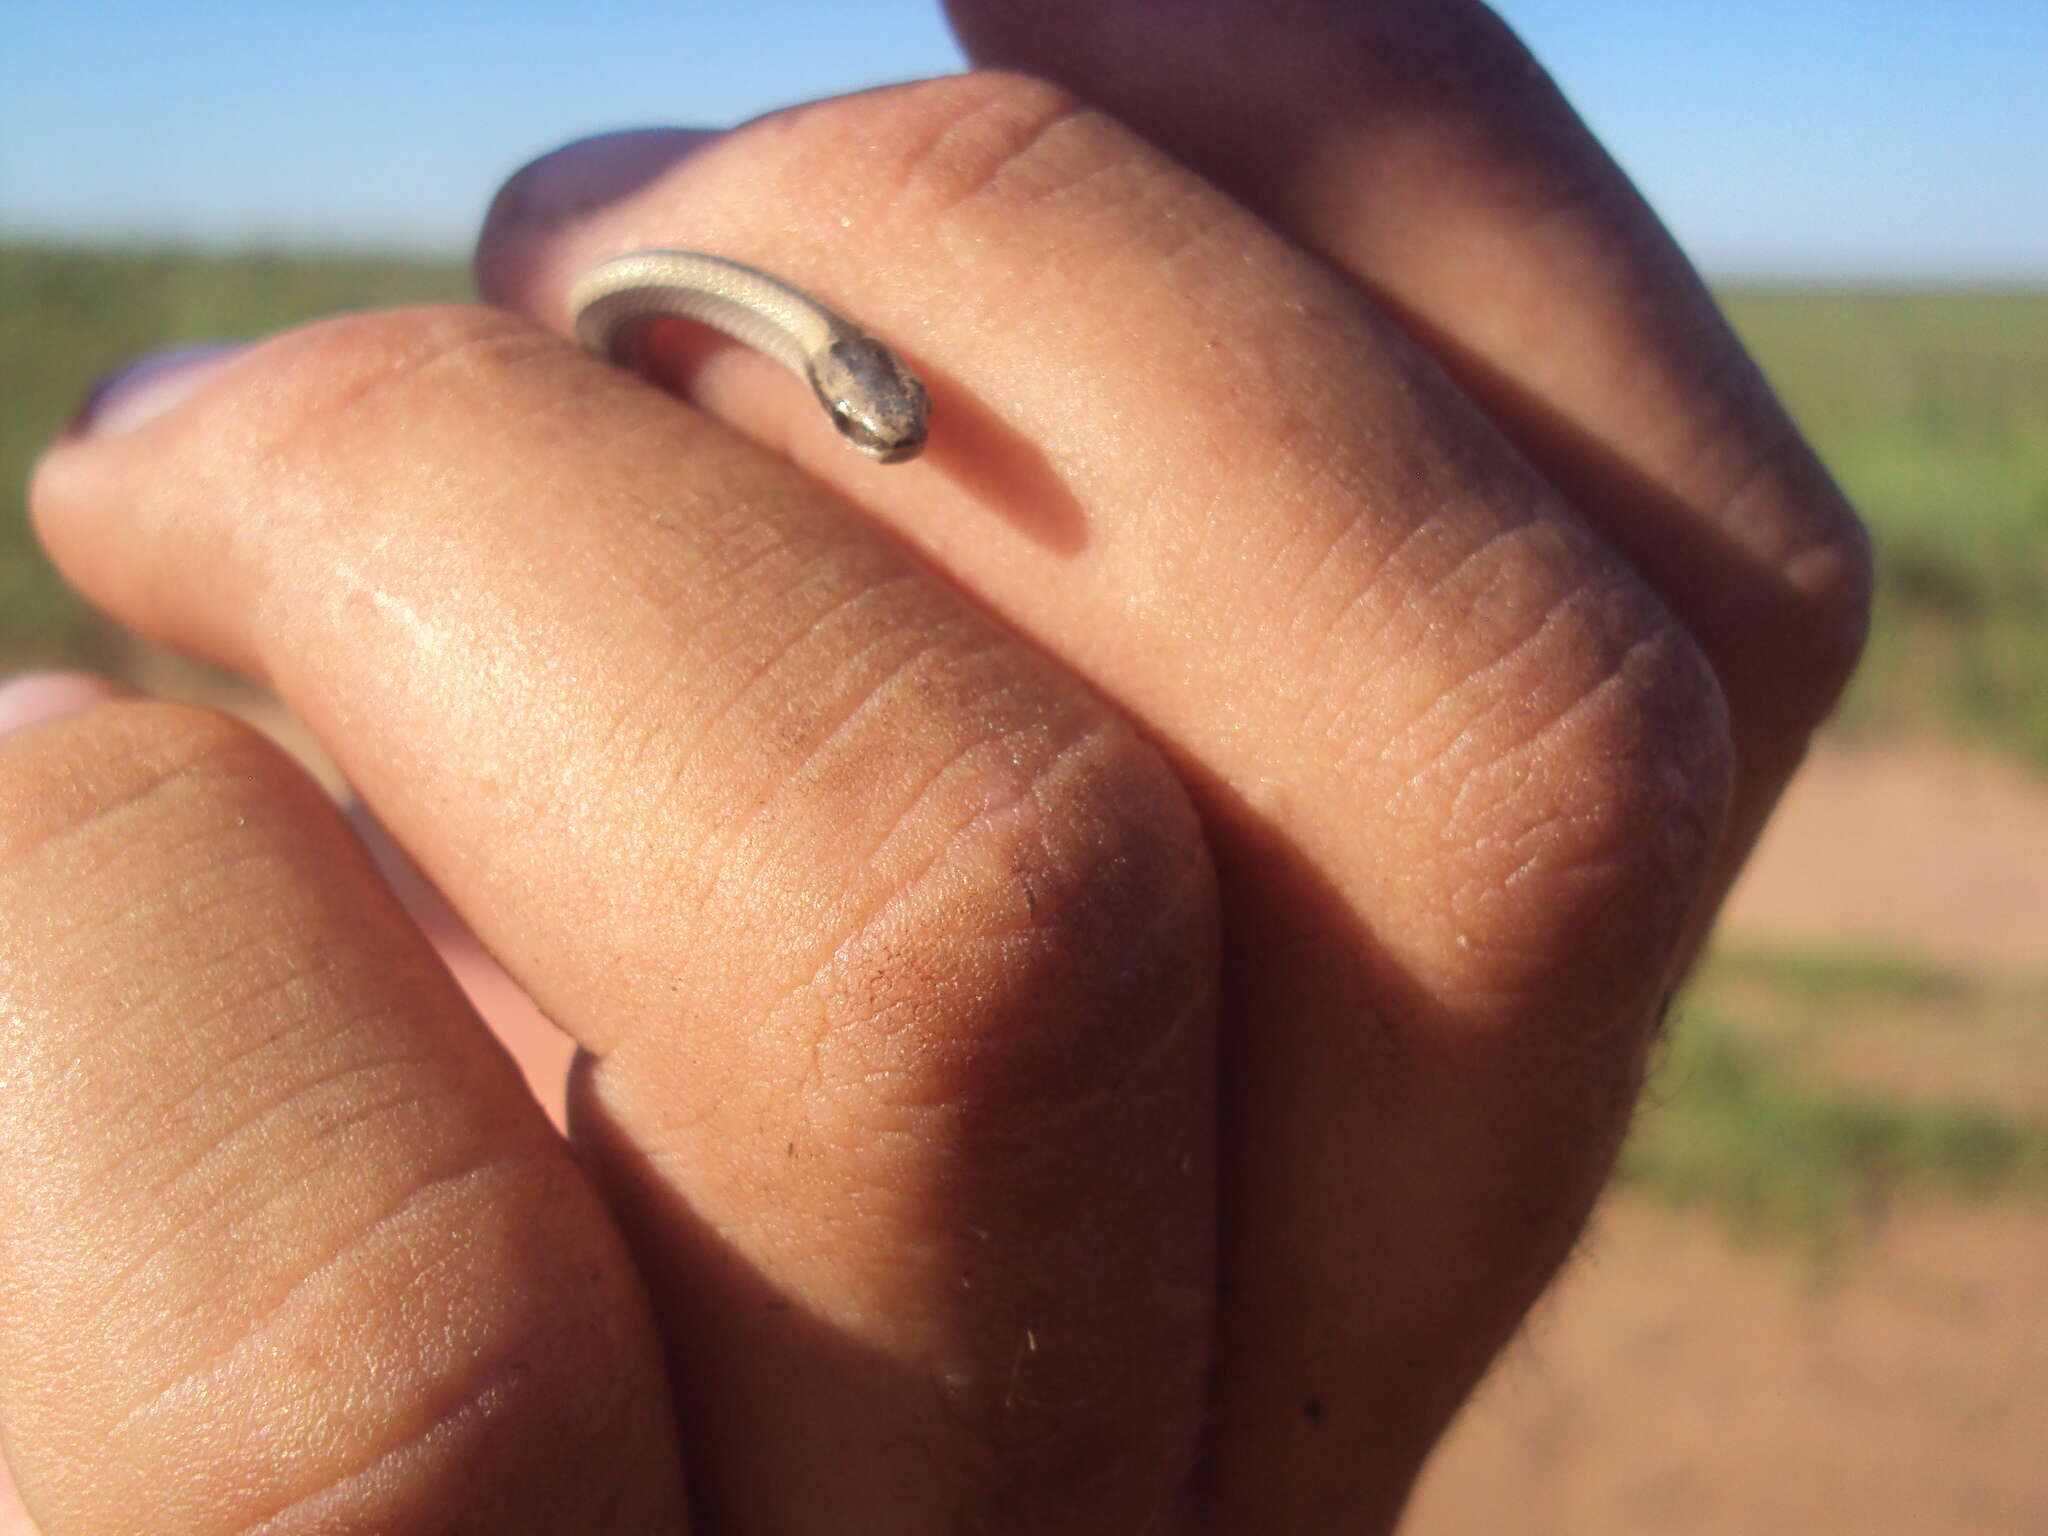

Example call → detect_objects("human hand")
4 1 1867 1530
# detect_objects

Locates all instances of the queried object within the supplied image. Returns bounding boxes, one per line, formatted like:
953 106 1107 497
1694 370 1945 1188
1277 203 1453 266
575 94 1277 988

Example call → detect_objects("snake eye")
825 397 884 452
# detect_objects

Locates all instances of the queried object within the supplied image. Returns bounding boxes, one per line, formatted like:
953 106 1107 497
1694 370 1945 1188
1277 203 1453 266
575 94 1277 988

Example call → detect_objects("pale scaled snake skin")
569 250 930 463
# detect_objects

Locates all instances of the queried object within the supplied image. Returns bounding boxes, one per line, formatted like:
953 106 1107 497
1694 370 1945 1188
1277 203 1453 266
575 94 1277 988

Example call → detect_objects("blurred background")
5 3 2044 1531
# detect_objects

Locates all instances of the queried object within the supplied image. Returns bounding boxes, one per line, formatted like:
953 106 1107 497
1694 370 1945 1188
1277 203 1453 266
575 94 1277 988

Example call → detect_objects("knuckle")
270 1157 674 1525
808 708 1217 1118
1366 1 1556 117
1338 2 1578 154
232 304 549 458
766 70 1129 229
1404 570 1735 1010
0 699 301 869
44 1151 666 1528
1296 2 1632 226
1723 453 1876 732
1781 532 1875 723
880 71 1104 218
0 703 336 1070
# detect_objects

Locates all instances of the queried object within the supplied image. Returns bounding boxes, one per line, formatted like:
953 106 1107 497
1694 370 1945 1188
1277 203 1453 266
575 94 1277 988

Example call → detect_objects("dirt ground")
1408 737 2048 1535
1405 1198 2048 1535
1719 736 2048 979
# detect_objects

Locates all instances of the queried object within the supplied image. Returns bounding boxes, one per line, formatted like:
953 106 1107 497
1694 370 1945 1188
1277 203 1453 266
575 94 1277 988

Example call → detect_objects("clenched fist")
2 2 1866 1530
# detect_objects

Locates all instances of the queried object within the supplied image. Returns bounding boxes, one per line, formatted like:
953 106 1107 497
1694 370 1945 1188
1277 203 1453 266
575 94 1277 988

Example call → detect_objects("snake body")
569 250 929 463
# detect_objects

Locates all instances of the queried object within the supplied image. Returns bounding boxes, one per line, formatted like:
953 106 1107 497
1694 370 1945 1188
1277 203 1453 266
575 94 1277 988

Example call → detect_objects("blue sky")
5 0 2042 282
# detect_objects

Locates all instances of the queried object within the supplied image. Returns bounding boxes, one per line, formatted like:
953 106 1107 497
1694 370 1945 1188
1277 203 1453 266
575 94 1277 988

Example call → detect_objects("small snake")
569 250 929 464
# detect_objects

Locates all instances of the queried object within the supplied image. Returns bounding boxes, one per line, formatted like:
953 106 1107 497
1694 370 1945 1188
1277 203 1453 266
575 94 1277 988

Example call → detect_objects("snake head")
810 337 930 463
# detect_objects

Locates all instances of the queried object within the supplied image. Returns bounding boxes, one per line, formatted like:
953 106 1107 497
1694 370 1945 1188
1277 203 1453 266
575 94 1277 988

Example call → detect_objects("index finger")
947 0 1871 843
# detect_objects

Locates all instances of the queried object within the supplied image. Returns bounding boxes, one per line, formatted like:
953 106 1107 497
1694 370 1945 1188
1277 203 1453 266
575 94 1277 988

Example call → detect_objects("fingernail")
0 673 128 736
71 343 245 439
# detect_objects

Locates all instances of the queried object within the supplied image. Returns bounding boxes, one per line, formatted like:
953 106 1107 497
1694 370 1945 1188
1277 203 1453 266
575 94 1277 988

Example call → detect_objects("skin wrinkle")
1398 569 1671 791
1144 341 1367 548
1420 507 1604 647
598 696 1196 1310
1390 319 1867 754
1256 471 1414 643
1017 140 1237 308
0 707 272 866
155 1177 613 1534
1441 638 1712 925
104 1147 532 1446
1470 623 1715 827
1263 477 1456 679
789 708 1118 1013
883 715 1160 950
638 641 1087 1028
76 1074 491 1388
257 346 1008 985
834 79 1237 449
1406 282 1869 720
1324 529 1617 791
4 738 402 1071
642 536 884 730
609 570 929 871
391 346 831 638
788 663 1065 881
590 485 914 722
1261 431 1569 718
208 1254 551 1519
720 747 1214 1399
1433 618 1720 851
236 1384 499 1535
696 578 963 811
883 78 1098 227
644 482 871 633
47 943 442 1140
1376 520 1570 711
104 990 421 1183
4 733 565 1384
242 1360 649 1536
800 749 1174 1110
1165 311 1422 626
16 874 287 1087
251 311 563 483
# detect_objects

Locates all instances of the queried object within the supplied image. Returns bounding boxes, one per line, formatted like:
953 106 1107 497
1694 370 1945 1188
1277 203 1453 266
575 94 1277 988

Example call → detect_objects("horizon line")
6 229 2045 293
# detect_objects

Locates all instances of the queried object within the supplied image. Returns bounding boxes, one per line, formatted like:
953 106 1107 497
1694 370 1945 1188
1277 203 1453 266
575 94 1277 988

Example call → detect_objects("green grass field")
5 245 2045 1251
1623 943 2048 1255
